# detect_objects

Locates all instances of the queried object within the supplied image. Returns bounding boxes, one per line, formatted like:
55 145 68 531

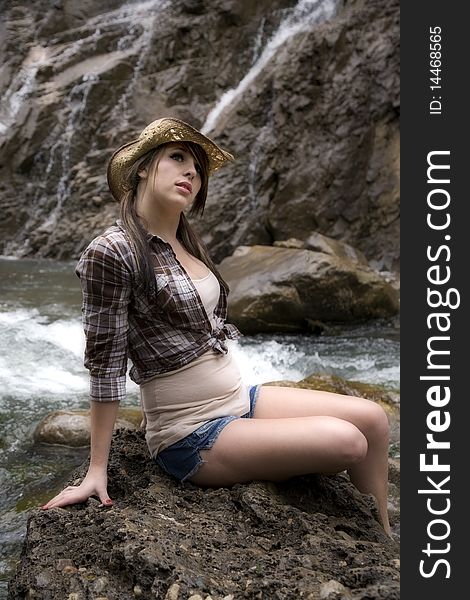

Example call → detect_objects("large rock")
0 0 399 275
8 429 399 600
218 244 399 333
33 408 142 447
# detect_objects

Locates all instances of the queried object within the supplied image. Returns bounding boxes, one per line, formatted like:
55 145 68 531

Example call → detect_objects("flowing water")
202 0 340 134
0 256 399 595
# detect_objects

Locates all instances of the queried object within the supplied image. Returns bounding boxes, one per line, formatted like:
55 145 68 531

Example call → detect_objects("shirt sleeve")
76 237 132 403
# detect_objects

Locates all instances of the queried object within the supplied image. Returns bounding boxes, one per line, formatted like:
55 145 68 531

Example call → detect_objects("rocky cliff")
0 0 399 272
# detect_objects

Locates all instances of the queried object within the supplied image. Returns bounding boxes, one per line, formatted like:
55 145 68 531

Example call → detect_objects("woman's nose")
184 161 197 179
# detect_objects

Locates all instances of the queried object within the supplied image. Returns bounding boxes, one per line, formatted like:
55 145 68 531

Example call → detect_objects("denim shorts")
155 384 261 482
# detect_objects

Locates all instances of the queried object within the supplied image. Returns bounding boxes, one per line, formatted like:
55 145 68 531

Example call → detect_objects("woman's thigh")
253 385 389 440
189 415 367 487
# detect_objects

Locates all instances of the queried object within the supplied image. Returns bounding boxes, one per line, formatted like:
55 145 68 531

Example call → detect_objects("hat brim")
107 117 234 201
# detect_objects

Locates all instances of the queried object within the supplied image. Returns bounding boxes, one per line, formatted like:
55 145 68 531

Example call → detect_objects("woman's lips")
175 181 192 194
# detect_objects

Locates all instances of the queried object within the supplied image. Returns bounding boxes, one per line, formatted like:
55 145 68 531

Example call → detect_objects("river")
0 256 399 597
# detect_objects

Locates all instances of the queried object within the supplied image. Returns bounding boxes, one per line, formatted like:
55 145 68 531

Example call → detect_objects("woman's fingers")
41 473 112 510
98 495 113 507
41 487 82 510
41 485 112 510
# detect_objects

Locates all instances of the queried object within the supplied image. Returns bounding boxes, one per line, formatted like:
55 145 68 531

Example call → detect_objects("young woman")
42 117 391 535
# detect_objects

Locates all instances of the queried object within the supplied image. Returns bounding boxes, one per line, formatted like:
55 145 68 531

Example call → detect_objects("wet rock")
218 244 399 332
290 373 400 408
33 408 142 447
8 429 399 600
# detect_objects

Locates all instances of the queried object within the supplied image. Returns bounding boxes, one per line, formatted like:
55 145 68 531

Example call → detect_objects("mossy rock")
266 373 399 411
34 407 143 447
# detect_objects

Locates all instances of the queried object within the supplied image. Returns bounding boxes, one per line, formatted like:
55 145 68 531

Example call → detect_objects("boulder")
218 245 399 333
33 408 142 447
8 429 400 600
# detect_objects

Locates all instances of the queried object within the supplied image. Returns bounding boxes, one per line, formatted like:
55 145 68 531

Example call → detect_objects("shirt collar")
115 219 169 245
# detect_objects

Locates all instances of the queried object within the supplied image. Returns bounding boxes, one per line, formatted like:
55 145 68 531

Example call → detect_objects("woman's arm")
43 235 133 509
42 401 119 509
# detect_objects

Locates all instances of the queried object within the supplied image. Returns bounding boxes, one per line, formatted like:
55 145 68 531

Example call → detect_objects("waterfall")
39 0 167 223
250 17 267 66
1 0 169 256
40 75 99 231
0 47 48 136
0 1 162 136
201 0 340 135
37 0 168 232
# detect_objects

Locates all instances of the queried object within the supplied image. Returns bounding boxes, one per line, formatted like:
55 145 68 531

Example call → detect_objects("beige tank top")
140 270 250 457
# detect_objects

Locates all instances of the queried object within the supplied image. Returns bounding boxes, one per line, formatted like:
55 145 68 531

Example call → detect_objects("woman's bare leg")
254 386 391 533
190 386 391 534
191 415 368 483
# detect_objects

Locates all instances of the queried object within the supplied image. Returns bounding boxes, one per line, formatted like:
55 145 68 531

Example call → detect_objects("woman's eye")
170 151 201 174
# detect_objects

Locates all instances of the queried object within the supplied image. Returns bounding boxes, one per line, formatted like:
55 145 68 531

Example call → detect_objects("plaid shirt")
76 220 241 402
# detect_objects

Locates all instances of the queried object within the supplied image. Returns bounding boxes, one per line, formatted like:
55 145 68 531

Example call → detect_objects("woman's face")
141 142 202 211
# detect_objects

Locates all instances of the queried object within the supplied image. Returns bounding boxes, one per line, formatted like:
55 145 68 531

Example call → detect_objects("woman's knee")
337 422 368 465
361 400 390 442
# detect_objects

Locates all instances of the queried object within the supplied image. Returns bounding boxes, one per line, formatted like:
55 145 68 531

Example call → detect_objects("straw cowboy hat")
106 117 234 201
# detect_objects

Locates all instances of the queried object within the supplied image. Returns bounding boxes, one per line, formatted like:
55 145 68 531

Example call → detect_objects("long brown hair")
119 141 228 298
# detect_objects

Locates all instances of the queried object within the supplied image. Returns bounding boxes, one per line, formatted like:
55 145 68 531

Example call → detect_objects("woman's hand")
41 401 119 510
41 471 112 510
